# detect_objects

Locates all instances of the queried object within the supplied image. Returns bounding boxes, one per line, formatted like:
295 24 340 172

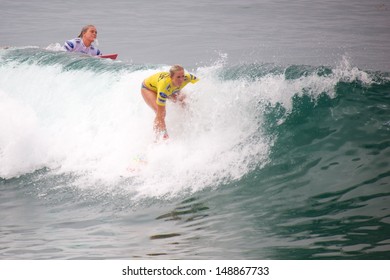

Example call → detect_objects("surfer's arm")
63 39 77 52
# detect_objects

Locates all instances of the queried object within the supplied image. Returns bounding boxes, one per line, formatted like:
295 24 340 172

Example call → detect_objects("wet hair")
169 64 184 77
78 25 96 38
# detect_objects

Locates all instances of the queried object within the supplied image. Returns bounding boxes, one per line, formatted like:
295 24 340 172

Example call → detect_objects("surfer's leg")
141 87 158 113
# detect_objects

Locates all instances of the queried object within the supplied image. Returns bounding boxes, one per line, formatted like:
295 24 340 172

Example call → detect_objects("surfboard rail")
98 53 118 60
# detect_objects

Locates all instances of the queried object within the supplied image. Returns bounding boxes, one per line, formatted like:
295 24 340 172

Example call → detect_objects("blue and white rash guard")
63 38 101 56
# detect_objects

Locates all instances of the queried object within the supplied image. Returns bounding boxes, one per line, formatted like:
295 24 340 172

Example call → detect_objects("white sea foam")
0 50 370 197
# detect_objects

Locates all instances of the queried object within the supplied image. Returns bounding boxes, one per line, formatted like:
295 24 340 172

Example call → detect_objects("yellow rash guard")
143 72 199 106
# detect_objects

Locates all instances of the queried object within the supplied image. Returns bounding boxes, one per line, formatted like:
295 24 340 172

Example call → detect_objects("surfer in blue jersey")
63 25 102 56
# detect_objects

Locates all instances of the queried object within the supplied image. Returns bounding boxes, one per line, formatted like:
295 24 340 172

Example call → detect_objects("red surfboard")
98 54 118 60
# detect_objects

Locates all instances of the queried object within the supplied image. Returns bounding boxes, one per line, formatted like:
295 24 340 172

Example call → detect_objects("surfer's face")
171 70 185 87
84 27 97 43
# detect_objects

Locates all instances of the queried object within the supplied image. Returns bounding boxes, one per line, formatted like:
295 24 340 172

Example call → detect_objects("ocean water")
1 0 389 260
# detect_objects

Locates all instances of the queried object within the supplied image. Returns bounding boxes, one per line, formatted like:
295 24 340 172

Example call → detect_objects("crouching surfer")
140 65 199 141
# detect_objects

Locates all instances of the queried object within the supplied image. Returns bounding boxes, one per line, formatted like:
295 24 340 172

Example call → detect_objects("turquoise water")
1 48 389 259
1 0 390 260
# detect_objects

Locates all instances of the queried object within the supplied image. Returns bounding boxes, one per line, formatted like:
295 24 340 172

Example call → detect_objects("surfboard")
127 155 148 173
98 53 118 60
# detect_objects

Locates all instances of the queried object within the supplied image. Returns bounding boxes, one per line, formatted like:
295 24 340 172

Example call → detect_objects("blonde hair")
78 25 96 38
169 64 184 77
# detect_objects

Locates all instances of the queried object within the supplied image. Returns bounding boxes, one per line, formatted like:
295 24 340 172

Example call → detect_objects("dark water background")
1 0 390 70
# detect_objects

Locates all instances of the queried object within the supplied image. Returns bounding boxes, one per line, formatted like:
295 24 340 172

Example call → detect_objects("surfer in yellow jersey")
141 65 199 140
